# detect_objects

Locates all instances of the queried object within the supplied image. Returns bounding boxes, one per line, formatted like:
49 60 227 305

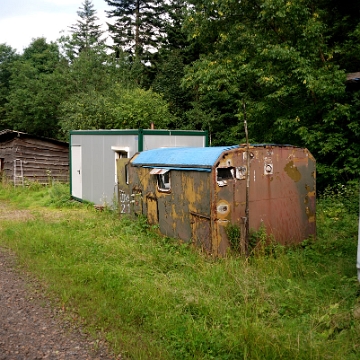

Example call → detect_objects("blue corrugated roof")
132 146 239 168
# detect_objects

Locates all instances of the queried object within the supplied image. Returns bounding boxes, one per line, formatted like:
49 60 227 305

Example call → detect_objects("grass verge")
0 182 359 359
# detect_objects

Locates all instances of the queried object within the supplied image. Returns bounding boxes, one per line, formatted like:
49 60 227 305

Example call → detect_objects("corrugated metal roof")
0 129 69 146
132 146 239 168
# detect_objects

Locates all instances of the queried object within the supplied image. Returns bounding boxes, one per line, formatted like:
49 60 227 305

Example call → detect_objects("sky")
0 0 111 53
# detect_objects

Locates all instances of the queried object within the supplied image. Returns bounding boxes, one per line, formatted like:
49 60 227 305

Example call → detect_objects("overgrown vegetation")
0 182 359 359
1 1 360 190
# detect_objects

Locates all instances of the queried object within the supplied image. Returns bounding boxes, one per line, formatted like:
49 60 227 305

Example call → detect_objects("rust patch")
146 197 158 225
146 192 157 200
304 191 315 204
284 161 301 182
306 206 316 222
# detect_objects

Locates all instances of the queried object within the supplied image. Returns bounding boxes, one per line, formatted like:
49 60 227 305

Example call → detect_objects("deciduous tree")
181 0 359 186
5 38 63 138
0 44 19 125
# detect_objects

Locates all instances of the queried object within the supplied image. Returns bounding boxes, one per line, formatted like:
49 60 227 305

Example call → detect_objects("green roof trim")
142 129 208 136
70 129 141 136
70 129 208 154
70 129 207 136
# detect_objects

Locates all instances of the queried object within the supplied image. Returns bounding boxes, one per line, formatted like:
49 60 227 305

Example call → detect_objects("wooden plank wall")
0 137 69 184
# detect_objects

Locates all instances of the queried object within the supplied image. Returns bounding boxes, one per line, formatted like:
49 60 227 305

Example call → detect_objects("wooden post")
243 100 250 257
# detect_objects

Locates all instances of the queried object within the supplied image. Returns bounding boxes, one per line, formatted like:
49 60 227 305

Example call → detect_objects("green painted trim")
70 129 208 137
70 128 208 164
204 131 209 147
138 129 144 152
71 195 89 203
70 129 141 136
142 129 208 136
69 134 73 197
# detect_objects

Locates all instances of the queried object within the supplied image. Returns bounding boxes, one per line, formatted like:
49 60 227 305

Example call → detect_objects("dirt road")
0 247 119 360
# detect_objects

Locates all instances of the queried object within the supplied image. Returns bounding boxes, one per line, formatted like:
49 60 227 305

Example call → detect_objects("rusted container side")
117 144 316 256
117 157 213 251
210 145 316 255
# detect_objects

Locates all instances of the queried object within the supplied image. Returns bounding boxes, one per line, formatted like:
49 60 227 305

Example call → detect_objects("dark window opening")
217 167 235 181
157 172 171 191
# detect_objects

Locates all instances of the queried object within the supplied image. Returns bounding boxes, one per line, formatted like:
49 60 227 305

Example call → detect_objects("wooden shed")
0 129 69 185
117 144 316 256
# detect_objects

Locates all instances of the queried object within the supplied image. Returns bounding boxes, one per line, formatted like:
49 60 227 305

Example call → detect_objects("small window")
150 168 171 192
217 167 235 181
157 172 171 191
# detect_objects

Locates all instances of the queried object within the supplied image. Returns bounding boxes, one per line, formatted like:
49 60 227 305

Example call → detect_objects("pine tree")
69 0 105 55
105 0 165 60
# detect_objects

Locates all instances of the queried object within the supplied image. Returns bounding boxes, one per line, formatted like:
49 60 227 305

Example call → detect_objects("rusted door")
233 147 316 246
190 212 211 253
116 158 131 214
146 192 158 225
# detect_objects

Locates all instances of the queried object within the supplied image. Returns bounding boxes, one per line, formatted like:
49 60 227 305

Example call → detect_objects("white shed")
70 129 208 205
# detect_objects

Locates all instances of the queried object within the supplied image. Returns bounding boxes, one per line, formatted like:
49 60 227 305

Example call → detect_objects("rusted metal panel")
248 146 316 245
190 212 212 253
146 193 158 225
116 158 131 214
119 145 316 256
210 146 316 254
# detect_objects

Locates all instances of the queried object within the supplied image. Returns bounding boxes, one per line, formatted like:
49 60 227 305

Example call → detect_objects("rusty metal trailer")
117 144 316 255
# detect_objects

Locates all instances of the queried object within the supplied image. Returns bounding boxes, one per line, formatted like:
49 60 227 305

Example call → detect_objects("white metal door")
71 145 82 198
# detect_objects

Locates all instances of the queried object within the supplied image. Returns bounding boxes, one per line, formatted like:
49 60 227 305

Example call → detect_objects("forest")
0 0 359 191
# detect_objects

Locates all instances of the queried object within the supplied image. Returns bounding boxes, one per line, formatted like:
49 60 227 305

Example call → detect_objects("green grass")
0 182 359 359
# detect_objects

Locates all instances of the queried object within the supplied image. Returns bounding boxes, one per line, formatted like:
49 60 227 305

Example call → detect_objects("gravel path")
0 247 120 360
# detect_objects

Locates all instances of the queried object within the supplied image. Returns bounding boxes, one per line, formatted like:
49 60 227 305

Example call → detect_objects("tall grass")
0 182 359 359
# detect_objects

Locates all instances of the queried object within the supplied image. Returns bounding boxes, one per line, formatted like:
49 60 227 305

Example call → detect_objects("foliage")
21 37 60 73
59 84 173 132
4 38 63 138
319 180 360 215
105 0 166 60
1 0 360 189
152 50 192 120
0 183 359 359
225 223 241 252
150 0 202 125
68 0 106 57
181 0 360 188
0 44 19 122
